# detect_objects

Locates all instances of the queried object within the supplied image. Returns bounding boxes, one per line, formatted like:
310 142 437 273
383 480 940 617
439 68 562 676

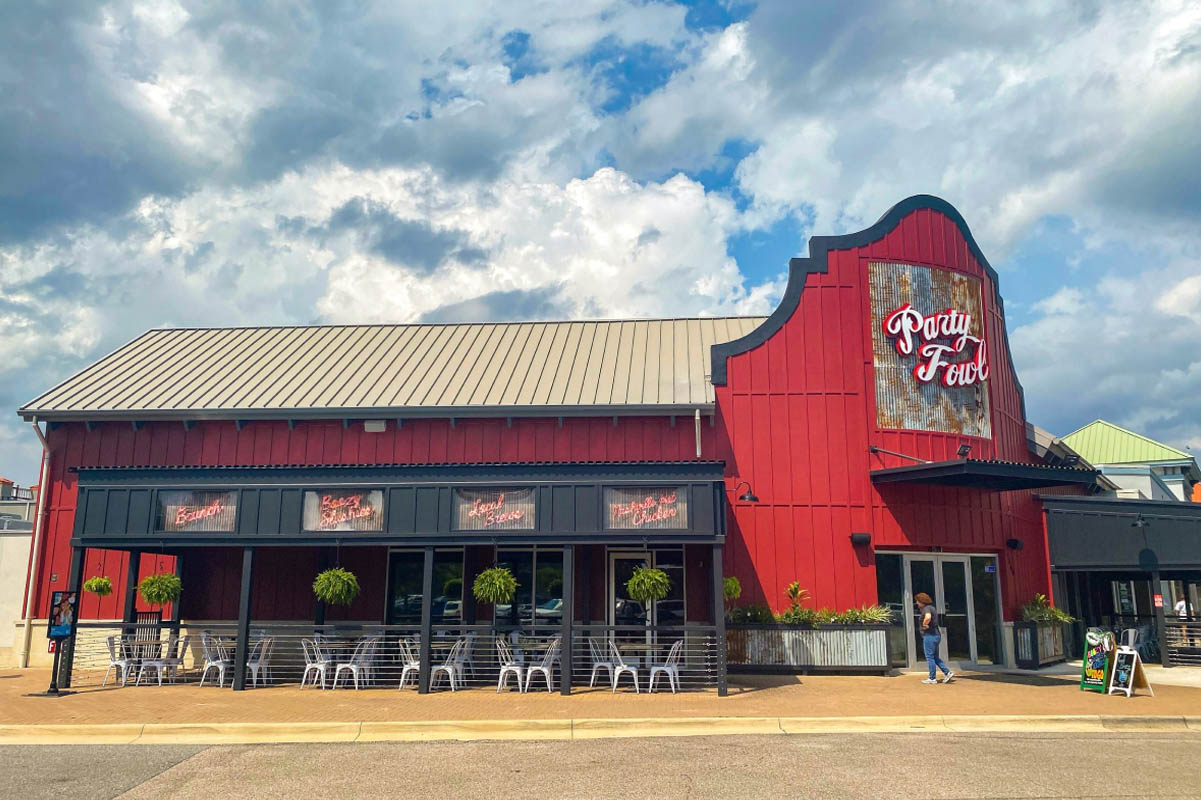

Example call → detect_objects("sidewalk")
3 668 1198 729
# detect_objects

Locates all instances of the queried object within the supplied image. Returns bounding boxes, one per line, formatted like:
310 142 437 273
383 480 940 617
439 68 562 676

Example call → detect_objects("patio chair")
332 638 374 690
496 638 525 693
459 632 478 679
587 637 615 688
301 638 333 689
524 637 560 693
199 631 233 688
136 632 178 686
246 636 275 688
648 639 684 694
430 638 466 691
102 635 136 687
397 637 421 690
609 640 640 693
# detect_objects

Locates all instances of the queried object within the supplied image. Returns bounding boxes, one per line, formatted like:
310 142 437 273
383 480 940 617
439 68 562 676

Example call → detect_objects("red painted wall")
31 416 713 619
714 207 1058 620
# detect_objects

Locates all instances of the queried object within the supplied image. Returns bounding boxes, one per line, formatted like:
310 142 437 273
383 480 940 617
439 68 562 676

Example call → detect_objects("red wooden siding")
716 207 1058 620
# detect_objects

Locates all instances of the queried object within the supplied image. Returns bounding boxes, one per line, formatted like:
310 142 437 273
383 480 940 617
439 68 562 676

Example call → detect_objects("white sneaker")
941 671 955 683
921 678 938 684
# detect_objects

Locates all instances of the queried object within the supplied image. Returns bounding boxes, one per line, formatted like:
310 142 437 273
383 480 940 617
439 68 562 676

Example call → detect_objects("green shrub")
473 566 518 605
722 576 742 607
777 605 820 625
137 573 182 607
727 603 775 624
1021 593 1074 623
312 568 360 607
625 567 671 605
82 576 113 597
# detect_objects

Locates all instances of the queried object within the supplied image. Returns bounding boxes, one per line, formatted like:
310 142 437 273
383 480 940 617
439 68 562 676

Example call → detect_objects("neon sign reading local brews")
453 488 535 531
882 304 989 387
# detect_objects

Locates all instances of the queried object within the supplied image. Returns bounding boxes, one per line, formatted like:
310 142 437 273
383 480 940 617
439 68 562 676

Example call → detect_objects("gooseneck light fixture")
956 443 972 457
732 481 759 503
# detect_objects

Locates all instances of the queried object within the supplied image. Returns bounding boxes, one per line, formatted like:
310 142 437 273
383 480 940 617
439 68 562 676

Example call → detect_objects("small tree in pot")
313 568 361 607
83 576 113 598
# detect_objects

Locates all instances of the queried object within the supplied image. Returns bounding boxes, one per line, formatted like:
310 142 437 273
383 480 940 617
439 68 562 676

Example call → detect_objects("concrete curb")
1 715 1199 745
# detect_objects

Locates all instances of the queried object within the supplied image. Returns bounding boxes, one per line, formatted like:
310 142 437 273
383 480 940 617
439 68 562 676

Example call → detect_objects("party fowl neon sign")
882 304 989 387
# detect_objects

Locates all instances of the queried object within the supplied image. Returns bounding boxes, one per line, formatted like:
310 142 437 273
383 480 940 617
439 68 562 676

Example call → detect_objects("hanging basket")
137 573 182 607
626 567 671 605
83 576 114 598
313 568 361 607
472 566 518 606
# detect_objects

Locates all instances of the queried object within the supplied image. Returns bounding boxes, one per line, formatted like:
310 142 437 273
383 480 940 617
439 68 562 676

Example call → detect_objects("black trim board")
709 195 1028 423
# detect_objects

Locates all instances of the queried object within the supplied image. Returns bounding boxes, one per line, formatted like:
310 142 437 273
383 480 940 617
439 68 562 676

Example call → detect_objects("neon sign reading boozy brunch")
882 304 989 387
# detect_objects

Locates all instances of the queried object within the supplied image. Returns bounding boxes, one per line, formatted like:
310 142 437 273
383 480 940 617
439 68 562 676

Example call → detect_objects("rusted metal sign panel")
869 261 991 437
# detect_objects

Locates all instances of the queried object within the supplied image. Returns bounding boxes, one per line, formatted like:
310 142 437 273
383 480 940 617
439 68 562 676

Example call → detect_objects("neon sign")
882 303 989 387
302 489 384 531
605 488 688 530
453 488 535 531
159 491 238 532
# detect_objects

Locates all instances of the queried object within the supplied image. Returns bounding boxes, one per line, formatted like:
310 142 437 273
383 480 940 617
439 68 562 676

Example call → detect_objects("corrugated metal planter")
1013 621 1070 669
727 624 891 673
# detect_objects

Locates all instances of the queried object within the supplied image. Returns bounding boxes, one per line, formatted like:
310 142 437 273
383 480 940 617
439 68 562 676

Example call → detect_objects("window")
495 548 563 626
385 550 464 625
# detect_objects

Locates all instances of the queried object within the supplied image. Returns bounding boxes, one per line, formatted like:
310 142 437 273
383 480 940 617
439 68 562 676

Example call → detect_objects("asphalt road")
4 733 1200 799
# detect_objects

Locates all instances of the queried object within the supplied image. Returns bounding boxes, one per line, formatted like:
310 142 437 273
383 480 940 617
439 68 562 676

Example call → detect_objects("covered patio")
57 461 730 695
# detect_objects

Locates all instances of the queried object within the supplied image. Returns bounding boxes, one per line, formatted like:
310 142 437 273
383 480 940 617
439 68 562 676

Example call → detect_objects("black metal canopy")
870 458 1099 491
1043 495 1201 571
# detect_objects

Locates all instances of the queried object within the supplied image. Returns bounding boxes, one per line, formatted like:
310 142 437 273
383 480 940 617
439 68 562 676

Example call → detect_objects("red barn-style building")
15 196 1101 687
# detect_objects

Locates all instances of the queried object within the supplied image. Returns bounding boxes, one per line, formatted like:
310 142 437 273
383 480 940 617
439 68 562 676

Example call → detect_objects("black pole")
122 549 142 635
171 553 184 637
1152 569 1171 668
232 547 256 690
314 547 329 627
711 542 727 697
463 547 478 626
59 546 86 689
579 546 592 624
560 544 574 696
418 546 434 694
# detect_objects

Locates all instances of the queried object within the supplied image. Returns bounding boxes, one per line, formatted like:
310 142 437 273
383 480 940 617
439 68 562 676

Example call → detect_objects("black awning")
870 458 1099 491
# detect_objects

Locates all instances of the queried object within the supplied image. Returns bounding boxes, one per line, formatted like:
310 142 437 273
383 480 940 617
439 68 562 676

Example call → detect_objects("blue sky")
2 0 1201 483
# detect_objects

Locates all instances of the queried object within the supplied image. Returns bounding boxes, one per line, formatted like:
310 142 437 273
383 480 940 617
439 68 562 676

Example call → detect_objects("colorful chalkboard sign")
1107 647 1154 698
1080 629 1113 693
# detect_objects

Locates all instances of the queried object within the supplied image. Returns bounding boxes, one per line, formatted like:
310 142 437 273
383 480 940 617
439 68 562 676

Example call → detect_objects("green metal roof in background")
1062 419 1194 466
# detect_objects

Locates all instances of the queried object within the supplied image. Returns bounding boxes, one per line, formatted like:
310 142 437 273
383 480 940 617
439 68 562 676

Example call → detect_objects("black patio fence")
1165 621 1201 667
63 621 722 693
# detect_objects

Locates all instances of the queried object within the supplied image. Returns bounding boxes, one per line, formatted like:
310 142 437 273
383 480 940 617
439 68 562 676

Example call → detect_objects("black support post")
579 546 592 623
418 546 434 694
1153 569 1171 667
314 548 329 626
58 546 86 690
232 547 256 690
711 542 727 697
171 553 184 636
122 549 142 632
560 544 574 696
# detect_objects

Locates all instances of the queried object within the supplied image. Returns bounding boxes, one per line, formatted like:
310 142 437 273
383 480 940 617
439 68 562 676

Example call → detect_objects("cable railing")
64 621 723 693
1165 622 1201 667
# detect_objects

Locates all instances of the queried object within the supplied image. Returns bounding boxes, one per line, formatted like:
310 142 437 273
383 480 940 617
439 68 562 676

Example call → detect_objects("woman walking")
915 592 953 684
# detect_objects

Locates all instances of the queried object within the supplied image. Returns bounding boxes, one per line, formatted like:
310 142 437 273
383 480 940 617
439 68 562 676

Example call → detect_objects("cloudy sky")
2 0 1200 483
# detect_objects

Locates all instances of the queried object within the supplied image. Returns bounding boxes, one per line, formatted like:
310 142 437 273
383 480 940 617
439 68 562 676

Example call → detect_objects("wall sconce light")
957 443 972 457
1005 538 1023 550
732 481 759 503
849 532 872 547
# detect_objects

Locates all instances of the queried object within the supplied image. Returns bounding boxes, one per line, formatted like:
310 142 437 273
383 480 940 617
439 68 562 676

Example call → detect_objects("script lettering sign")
159 491 238 532
453 488 535 531
605 487 688 530
302 490 385 532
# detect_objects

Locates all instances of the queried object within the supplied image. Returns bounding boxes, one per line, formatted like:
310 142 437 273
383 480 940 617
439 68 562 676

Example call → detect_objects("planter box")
726 624 891 674
1013 621 1069 669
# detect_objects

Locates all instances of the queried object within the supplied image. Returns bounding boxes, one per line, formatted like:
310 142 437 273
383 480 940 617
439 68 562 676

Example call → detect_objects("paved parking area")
4 733 1200 800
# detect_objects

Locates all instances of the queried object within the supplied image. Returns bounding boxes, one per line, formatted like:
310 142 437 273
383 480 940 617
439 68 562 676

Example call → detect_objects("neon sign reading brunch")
174 498 228 527
882 304 989 387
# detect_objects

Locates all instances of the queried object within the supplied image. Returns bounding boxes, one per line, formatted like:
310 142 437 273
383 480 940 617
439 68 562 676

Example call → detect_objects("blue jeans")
923 634 949 679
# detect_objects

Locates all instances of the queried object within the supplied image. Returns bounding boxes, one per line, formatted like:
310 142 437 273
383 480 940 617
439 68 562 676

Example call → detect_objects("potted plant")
137 573 182 608
312 567 361 607
625 566 671 608
82 576 113 598
1017 593 1074 667
473 566 518 626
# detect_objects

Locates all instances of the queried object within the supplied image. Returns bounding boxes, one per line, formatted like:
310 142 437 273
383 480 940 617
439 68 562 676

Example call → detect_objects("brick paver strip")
5 670 1201 727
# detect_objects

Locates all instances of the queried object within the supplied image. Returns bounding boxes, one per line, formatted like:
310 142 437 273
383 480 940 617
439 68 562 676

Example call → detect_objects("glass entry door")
608 549 687 628
903 555 984 667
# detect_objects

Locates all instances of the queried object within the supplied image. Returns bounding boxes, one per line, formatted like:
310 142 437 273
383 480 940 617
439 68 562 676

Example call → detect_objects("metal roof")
20 318 765 421
1062 420 1196 467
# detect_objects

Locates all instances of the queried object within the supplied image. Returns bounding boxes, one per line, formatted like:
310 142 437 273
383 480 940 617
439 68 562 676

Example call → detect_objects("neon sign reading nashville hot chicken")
882 304 989 387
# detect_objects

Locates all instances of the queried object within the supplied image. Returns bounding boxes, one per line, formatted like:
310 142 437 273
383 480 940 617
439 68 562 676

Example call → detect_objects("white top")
1175 599 1190 619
